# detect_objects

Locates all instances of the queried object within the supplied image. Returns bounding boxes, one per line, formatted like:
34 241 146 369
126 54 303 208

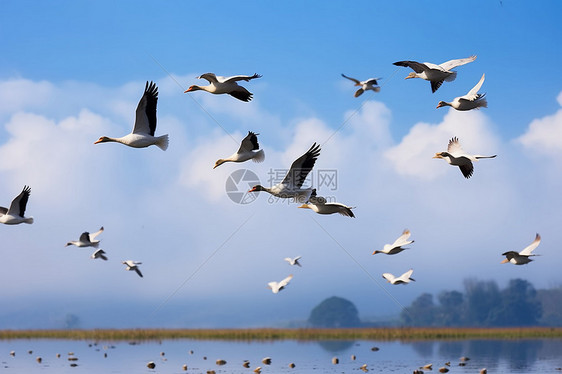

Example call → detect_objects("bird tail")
252 149 265 163
477 95 488 108
444 71 457 82
155 134 169 151
373 86 381 92
25 217 34 224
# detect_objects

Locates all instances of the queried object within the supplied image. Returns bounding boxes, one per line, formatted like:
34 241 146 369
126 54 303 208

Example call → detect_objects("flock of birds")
0 54 542 291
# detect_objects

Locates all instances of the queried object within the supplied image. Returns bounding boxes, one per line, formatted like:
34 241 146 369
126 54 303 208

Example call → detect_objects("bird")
122 260 143 277
284 256 302 267
249 143 321 202
298 189 355 217
95 81 169 150
91 249 108 261
501 233 541 265
213 131 265 169
0 185 34 225
268 274 293 293
341 74 381 97
373 229 414 255
437 73 488 111
393 55 477 93
184 73 262 102
382 269 415 285
65 227 104 248
433 137 497 179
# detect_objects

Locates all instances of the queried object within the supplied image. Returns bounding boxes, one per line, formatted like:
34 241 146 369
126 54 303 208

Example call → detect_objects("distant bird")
393 55 477 92
268 275 293 294
437 74 488 111
66 227 104 248
122 260 143 277
249 143 321 202
433 137 497 179
382 269 415 285
501 233 541 265
341 74 381 97
0 185 34 225
91 249 108 261
298 189 355 217
95 81 169 150
213 131 265 169
284 256 302 267
184 73 262 102
373 229 414 255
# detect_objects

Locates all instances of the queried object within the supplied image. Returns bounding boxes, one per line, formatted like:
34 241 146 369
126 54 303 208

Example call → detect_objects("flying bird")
393 55 477 93
373 229 414 255
382 269 415 285
341 74 381 97
184 73 262 102
122 260 143 278
95 81 169 150
91 249 108 261
433 137 496 179
501 233 541 265
0 185 34 225
268 275 293 294
65 227 104 248
249 143 321 202
284 256 302 267
437 74 488 111
213 131 265 169
298 189 355 217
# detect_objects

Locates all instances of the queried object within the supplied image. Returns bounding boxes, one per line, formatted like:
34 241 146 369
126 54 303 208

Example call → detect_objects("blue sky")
0 1 561 328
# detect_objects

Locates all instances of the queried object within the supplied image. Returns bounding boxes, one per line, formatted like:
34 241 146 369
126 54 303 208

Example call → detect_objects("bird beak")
183 87 193 93
297 204 308 209
500 258 509 264
248 187 257 193
432 153 441 159
94 138 103 144
436 103 443 109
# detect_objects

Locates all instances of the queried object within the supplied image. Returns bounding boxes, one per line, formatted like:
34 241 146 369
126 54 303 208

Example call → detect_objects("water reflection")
317 340 355 352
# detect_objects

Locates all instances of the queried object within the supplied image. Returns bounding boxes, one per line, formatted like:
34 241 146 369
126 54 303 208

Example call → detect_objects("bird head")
500 258 510 264
405 72 417 79
94 136 111 144
436 101 449 109
183 85 200 93
433 152 446 159
248 185 265 193
213 159 226 169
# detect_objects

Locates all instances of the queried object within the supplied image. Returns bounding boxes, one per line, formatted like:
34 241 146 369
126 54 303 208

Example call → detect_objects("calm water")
1 338 561 373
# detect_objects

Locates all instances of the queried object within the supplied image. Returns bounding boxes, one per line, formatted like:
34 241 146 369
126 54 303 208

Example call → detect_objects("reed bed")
1 327 561 342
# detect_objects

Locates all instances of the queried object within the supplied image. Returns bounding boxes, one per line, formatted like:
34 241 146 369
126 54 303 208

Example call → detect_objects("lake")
1 338 561 373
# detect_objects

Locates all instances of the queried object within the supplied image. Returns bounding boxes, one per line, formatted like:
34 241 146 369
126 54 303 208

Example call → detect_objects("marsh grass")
1 327 561 342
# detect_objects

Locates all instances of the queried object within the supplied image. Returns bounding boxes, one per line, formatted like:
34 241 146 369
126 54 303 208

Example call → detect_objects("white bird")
268 275 293 294
122 260 143 278
284 256 302 267
0 185 34 225
298 189 355 217
95 81 169 150
382 269 415 285
213 131 265 169
437 74 488 111
65 227 104 248
249 143 321 202
433 137 497 179
501 233 541 265
373 229 414 255
184 73 262 102
394 55 477 93
341 74 381 97
91 249 108 261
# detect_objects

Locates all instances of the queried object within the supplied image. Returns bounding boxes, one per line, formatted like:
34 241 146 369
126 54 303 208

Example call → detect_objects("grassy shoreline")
1 327 561 341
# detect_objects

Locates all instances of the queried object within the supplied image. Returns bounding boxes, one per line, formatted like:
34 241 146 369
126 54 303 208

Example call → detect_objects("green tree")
435 290 464 326
488 278 542 326
308 296 361 327
401 293 435 326
463 279 500 325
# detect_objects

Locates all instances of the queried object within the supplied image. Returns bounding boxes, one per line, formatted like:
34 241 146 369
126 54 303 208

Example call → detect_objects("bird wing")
133 81 158 136
393 229 412 247
8 186 31 217
462 73 485 101
341 73 361 85
281 143 321 189
308 189 327 204
222 73 262 83
238 131 260 153
447 137 466 156
0 206 8 215
458 163 474 179
278 274 293 288
89 227 104 241
382 273 395 282
325 203 355 217
198 73 218 83
79 232 92 243
365 78 380 85
354 88 365 97
393 61 429 73
402 269 414 279
135 267 143 278
520 233 541 256
438 55 477 72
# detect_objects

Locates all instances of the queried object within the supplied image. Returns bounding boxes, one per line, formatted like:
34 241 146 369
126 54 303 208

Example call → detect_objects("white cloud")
0 78 54 115
384 109 498 180
517 91 562 155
